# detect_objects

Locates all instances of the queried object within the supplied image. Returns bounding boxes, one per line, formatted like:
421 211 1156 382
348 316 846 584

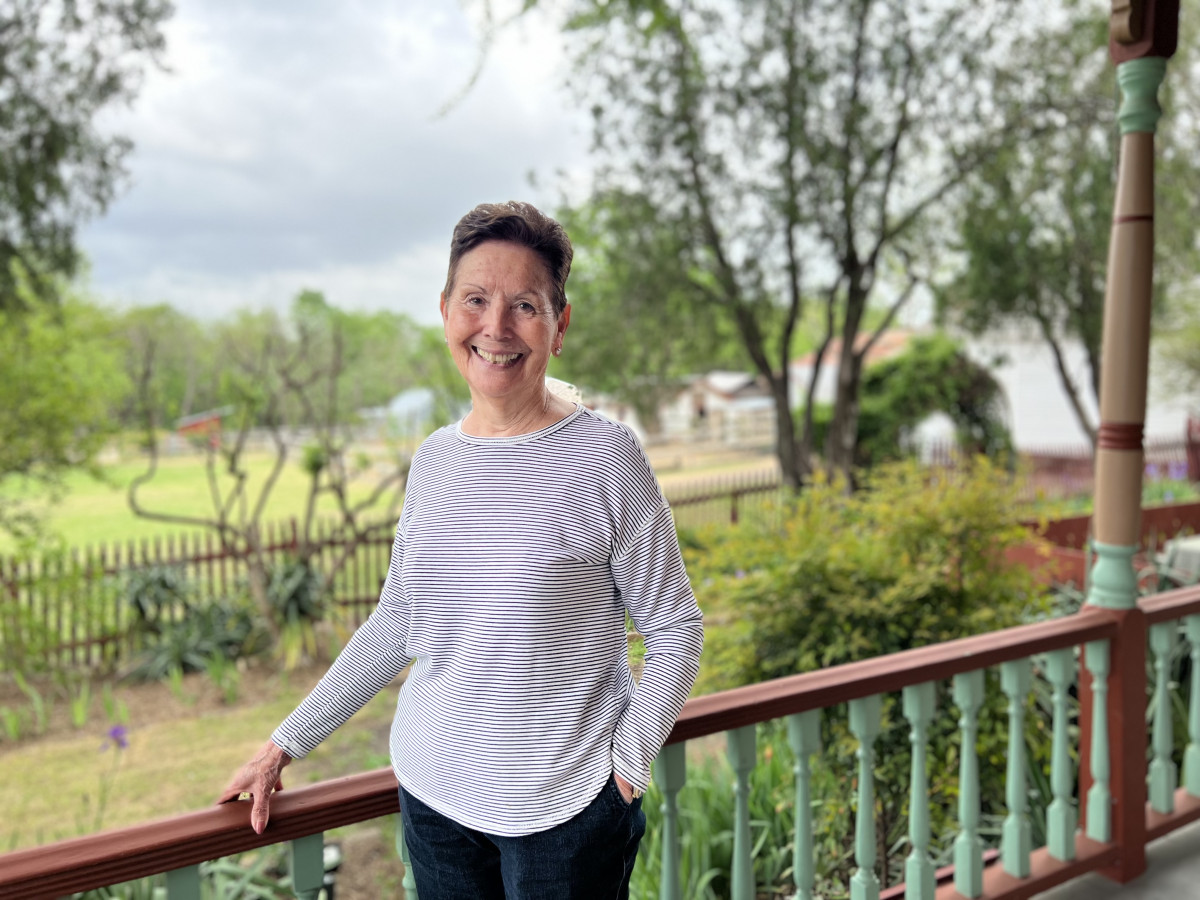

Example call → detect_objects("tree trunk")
826 282 869 485
769 374 804 489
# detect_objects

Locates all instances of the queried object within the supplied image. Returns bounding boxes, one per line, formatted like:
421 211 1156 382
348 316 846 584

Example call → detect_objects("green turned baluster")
655 741 688 900
787 710 822 900
291 832 325 900
1000 660 1032 877
1046 648 1077 861
849 695 882 900
1149 621 1179 813
397 813 419 899
1085 640 1112 842
953 671 985 899
727 724 758 900
1185 616 1200 796
165 865 201 900
901 683 935 900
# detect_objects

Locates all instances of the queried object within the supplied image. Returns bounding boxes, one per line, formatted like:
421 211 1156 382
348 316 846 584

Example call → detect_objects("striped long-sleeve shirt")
271 405 704 835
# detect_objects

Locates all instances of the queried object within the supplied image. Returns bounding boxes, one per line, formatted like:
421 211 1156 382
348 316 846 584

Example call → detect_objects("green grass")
0 449 402 554
0 673 400 852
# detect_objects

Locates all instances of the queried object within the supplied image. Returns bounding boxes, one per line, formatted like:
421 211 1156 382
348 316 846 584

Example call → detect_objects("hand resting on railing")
217 739 292 834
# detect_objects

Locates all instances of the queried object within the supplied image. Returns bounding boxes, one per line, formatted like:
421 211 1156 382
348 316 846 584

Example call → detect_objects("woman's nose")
482 303 511 336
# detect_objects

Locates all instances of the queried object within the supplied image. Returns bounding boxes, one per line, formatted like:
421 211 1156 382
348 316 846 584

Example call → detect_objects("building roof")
792 329 916 368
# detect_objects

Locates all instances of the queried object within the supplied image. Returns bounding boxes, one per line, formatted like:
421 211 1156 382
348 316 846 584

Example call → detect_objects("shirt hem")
394 762 610 837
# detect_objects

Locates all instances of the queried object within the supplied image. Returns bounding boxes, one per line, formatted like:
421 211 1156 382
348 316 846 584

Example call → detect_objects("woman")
220 201 704 899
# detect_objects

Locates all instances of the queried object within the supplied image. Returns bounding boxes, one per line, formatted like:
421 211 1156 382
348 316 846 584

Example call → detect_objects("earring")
553 347 562 356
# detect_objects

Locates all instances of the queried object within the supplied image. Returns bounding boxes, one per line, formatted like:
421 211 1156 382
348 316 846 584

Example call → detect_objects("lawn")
0 661 403 853
1 441 777 555
0 446 406 554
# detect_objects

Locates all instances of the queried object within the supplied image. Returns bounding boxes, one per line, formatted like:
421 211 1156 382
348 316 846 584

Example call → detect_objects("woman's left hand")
614 772 636 804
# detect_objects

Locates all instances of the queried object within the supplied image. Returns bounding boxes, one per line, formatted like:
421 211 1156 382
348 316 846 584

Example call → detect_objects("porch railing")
4 586 1200 899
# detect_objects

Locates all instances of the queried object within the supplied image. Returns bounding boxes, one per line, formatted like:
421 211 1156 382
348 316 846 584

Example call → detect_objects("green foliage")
69 678 92 730
807 334 1012 470
0 705 28 743
115 304 222 429
12 671 48 737
301 443 330 477
690 459 1046 691
124 566 192 637
71 844 305 899
205 653 242 705
557 0 1059 483
631 727 804 899
125 597 267 682
680 458 1052 889
858 334 1011 465
0 284 128 541
941 9 1200 440
100 682 130 726
265 557 328 670
266 558 327 627
554 191 748 432
0 0 171 309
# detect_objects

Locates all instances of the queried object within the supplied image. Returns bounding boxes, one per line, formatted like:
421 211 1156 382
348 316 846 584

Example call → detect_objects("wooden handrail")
669 606 1119 743
0 768 400 899
1140 583 1200 624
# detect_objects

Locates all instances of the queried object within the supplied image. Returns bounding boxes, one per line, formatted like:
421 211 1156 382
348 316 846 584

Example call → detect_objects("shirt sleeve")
608 501 704 791
270 524 413 759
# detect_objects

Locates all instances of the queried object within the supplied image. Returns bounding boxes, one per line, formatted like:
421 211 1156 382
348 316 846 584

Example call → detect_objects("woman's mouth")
474 346 523 367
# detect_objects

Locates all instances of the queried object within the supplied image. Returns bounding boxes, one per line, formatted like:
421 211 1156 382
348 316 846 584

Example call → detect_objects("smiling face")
440 240 570 416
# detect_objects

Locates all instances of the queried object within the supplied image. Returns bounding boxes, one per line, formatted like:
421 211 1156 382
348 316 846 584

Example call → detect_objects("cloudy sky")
80 1 589 327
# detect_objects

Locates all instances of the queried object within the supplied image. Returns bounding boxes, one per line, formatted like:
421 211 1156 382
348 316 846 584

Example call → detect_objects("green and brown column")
1079 1 1179 884
1087 0 1179 612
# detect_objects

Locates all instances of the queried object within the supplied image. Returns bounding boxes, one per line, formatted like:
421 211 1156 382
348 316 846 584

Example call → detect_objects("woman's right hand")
217 740 292 834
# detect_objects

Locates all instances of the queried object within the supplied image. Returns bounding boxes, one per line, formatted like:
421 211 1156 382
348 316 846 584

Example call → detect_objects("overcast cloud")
79 1 589 326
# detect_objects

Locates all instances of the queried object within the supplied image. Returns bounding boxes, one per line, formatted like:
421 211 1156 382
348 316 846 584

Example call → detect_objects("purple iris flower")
101 724 129 751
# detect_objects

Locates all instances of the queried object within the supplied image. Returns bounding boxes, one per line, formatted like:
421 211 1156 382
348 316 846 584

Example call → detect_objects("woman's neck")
462 390 574 437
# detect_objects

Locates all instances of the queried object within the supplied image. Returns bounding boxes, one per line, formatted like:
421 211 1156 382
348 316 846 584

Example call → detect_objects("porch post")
1081 0 1179 885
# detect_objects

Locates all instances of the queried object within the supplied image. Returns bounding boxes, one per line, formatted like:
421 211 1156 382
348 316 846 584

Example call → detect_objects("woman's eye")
465 295 485 307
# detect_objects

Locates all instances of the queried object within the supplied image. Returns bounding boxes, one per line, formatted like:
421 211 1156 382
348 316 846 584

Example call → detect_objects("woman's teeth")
475 347 521 365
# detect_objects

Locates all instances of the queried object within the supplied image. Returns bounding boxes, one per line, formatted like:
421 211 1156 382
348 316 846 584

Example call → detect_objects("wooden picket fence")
0 518 395 672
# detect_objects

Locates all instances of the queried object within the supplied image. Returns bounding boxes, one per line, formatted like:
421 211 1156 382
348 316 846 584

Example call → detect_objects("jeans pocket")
607 773 637 811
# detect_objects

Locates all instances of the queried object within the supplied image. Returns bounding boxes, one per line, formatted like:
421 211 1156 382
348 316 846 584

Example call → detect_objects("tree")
1 0 172 308
554 190 747 433
126 295 415 646
811 333 1013 469
0 269 127 543
940 12 1200 448
114 304 221 430
557 0 1055 486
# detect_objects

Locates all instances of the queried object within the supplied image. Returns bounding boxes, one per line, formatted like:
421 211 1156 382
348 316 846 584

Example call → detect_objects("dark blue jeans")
398 776 646 899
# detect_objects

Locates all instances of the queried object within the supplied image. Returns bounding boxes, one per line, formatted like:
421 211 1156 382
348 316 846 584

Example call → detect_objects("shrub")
124 598 267 682
689 458 1048 692
265 557 329 669
680 458 1053 890
124 565 192 638
266 557 327 627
